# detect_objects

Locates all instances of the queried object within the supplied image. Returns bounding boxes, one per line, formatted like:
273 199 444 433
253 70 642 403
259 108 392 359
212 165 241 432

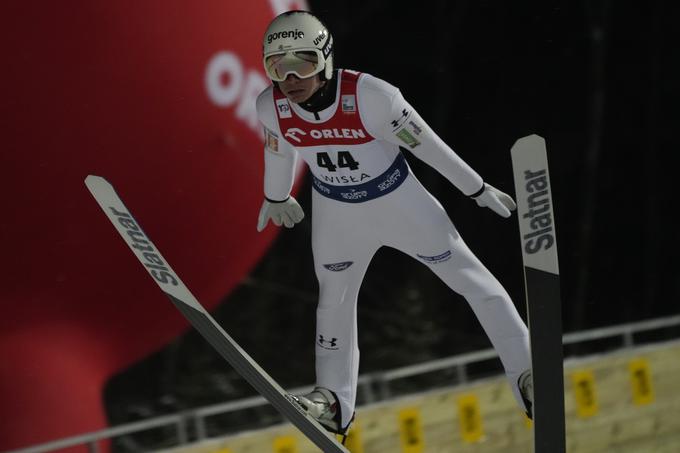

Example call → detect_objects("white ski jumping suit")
256 69 531 428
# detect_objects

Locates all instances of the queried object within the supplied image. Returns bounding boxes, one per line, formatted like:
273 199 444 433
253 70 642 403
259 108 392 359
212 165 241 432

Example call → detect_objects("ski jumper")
256 69 531 427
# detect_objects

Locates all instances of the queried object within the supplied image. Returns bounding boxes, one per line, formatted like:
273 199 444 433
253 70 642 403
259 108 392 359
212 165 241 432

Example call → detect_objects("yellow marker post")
629 358 655 405
343 420 364 453
398 407 425 453
273 435 298 453
571 370 599 418
457 393 484 443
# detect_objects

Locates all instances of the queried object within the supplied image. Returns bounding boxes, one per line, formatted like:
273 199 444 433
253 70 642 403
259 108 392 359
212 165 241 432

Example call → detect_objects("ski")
510 135 566 453
85 175 349 453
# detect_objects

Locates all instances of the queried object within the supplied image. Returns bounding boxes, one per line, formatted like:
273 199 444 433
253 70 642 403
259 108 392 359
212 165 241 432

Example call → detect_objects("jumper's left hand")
256 196 305 232
473 184 517 218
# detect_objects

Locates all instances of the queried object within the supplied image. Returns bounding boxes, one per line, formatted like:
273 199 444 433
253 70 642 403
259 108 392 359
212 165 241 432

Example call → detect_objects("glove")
471 183 517 218
256 196 305 232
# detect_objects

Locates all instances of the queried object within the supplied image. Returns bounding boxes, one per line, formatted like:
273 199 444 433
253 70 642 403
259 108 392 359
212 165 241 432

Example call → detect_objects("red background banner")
0 0 306 449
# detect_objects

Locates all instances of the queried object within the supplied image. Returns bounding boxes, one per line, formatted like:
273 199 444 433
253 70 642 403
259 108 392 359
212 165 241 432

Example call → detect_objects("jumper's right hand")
256 196 305 232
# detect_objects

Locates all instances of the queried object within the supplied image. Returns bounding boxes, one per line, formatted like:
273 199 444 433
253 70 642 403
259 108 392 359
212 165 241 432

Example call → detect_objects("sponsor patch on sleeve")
396 128 421 148
407 119 423 135
392 108 423 148
264 128 279 153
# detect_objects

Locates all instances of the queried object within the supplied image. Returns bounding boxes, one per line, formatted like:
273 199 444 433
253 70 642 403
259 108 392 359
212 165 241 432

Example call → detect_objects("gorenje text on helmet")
267 29 305 44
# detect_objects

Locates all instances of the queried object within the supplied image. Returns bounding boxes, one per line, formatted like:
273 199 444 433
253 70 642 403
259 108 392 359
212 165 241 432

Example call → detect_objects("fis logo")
267 29 304 44
341 94 356 113
522 169 555 253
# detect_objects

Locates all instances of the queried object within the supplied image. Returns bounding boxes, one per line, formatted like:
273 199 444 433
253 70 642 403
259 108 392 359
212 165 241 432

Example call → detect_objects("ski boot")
290 387 354 443
518 369 534 419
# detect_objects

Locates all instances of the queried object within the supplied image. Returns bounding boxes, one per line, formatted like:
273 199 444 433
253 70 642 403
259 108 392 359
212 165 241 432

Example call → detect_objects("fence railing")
6 313 680 453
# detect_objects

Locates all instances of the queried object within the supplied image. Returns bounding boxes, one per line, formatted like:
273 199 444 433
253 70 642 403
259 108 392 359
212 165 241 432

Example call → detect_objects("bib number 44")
317 151 360 172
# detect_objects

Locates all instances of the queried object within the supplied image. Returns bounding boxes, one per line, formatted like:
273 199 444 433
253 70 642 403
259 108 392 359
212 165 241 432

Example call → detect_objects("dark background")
105 0 679 445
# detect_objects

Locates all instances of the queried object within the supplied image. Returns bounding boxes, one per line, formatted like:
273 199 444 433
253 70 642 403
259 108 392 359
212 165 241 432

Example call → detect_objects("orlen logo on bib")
285 127 306 143
284 127 367 144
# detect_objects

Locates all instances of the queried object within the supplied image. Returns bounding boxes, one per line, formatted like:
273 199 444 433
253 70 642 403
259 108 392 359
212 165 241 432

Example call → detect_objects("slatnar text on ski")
109 207 179 286
522 169 555 253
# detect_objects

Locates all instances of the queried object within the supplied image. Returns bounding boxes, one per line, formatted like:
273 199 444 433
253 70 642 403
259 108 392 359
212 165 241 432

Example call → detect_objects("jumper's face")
278 73 324 104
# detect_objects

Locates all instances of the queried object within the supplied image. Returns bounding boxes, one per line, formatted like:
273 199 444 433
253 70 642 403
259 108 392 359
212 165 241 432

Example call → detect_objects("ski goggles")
263 49 324 82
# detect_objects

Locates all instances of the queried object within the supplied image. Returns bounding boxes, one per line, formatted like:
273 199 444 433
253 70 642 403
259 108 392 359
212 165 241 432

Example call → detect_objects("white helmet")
262 11 333 82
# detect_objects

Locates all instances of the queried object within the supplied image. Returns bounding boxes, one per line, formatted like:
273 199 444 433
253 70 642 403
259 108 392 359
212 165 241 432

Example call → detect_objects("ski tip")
511 134 546 156
85 174 109 187
512 134 545 148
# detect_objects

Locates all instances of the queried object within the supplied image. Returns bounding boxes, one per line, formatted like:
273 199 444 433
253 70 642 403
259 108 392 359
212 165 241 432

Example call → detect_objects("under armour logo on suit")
391 108 410 129
318 335 339 350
